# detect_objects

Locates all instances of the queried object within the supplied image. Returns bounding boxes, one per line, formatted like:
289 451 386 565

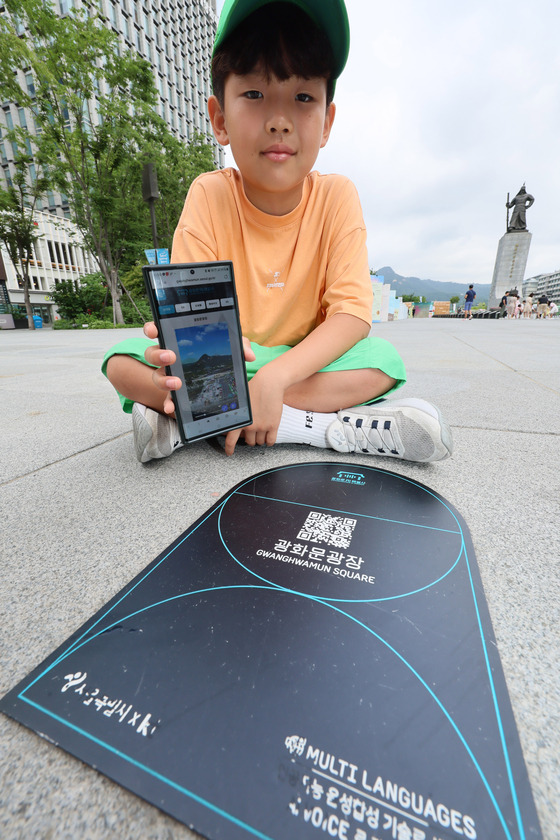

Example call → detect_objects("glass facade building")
0 0 220 322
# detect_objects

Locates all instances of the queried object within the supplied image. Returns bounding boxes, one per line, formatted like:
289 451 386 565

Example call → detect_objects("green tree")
1 0 176 323
0 131 56 329
1 1 216 324
142 133 216 256
49 272 107 321
122 131 216 275
120 263 146 300
450 295 460 305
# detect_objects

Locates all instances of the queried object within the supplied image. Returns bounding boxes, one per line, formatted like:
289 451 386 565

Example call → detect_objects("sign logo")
331 471 366 486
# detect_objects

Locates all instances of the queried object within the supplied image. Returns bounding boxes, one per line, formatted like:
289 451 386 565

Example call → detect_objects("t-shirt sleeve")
320 179 373 326
171 175 220 263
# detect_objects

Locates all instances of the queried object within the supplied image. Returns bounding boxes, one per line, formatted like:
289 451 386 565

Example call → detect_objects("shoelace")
343 416 400 455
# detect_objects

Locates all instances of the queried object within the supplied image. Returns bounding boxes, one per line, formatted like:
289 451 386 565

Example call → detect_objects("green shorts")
101 335 406 414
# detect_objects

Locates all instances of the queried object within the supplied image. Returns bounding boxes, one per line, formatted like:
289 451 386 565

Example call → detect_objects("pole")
506 192 510 233
142 163 160 261
148 199 159 254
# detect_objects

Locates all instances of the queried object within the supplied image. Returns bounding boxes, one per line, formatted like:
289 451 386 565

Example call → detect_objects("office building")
97 0 221 159
0 211 97 324
523 271 560 304
0 0 220 323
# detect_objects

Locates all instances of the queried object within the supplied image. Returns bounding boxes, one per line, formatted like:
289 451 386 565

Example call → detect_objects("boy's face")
208 70 335 215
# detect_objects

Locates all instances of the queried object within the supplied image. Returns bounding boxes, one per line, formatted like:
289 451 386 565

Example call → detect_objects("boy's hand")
224 367 283 456
143 323 258 428
143 322 180 415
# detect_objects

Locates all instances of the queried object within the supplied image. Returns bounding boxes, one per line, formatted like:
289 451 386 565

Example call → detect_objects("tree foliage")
48 272 107 321
49 270 151 326
0 0 216 323
0 131 57 328
144 133 216 255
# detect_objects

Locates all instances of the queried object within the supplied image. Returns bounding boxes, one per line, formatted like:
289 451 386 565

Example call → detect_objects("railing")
431 309 503 319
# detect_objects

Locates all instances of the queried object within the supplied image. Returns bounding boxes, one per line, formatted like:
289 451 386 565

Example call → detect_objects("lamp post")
142 163 160 261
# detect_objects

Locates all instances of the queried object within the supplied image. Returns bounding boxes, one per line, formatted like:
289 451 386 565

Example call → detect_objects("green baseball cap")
213 0 350 81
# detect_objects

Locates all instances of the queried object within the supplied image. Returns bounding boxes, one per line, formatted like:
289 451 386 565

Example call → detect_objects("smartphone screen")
143 261 252 443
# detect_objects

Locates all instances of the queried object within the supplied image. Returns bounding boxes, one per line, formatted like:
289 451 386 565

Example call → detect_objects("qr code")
297 511 357 549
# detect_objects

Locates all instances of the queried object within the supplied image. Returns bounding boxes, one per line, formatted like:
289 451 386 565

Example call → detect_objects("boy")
103 0 452 463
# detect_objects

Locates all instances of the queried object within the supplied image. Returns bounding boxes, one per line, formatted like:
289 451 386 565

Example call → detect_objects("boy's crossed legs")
103 336 452 464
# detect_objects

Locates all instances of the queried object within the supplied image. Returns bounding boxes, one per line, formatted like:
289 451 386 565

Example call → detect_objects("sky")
176 323 232 364
214 0 560 285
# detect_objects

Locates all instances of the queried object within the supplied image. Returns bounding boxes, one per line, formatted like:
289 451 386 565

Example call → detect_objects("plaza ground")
1 318 559 839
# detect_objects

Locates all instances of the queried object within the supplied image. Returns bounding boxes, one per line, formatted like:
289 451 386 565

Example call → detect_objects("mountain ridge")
374 267 491 303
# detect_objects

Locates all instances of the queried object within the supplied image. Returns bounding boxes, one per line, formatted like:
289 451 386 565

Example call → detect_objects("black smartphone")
143 261 252 443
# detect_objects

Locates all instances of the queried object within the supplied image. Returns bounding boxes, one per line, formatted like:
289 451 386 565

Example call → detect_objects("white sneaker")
132 402 183 463
326 398 453 463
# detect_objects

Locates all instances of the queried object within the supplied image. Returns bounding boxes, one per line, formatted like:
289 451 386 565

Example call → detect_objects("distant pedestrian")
537 294 549 319
507 291 518 319
499 294 508 318
523 294 533 318
548 300 558 318
464 285 476 319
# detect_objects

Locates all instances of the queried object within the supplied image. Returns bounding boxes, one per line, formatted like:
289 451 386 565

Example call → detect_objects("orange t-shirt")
171 168 373 347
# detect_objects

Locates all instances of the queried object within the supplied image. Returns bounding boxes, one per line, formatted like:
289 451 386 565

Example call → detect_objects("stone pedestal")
489 230 532 308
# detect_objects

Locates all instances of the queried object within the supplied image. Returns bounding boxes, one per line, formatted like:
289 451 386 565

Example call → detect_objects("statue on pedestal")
506 185 534 232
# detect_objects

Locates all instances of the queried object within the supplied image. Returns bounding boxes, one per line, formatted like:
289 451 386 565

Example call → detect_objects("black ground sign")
1 462 542 840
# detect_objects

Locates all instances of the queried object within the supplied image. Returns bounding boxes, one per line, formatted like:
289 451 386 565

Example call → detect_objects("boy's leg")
102 336 452 463
102 336 160 414
102 337 182 462
247 336 405 409
105 354 169 415
283 367 397 413
254 338 453 463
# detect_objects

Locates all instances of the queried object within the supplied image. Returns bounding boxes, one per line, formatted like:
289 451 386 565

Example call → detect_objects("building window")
25 73 36 97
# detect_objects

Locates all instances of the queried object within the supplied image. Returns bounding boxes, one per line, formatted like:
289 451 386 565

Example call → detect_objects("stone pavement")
1 319 559 839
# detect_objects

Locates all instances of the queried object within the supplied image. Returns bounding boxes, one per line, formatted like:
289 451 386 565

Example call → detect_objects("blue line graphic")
218 465 464 603
14 463 526 839
234 491 462 535
20 582 513 838
19 696 274 840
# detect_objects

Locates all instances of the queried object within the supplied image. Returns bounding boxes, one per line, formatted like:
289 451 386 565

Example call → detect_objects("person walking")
463 285 476 319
